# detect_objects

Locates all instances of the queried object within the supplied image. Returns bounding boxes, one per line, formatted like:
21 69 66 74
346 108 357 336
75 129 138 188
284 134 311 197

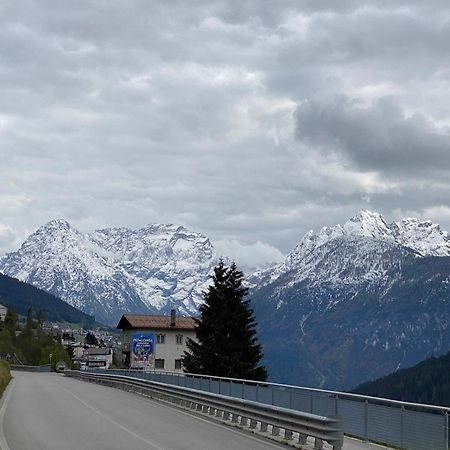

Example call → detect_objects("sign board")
131 332 154 369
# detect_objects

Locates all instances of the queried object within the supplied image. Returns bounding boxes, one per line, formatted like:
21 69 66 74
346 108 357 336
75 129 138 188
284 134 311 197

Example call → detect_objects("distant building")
117 309 196 372
0 304 7 322
86 347 113 369
69 343 86 359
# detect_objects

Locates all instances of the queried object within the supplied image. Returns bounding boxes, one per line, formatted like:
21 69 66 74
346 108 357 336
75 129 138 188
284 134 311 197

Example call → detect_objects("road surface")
0 371 386 450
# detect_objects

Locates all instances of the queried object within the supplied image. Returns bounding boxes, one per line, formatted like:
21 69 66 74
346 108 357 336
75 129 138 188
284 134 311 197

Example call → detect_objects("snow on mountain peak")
0 220 217 324
391 217 450 256
293 210 449 257
343 210 392 239
253 210 450 289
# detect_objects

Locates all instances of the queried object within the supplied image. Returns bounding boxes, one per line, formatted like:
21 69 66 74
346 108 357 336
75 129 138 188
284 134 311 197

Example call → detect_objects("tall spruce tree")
26 306 33 332
4 308 17 337
183 261 267 381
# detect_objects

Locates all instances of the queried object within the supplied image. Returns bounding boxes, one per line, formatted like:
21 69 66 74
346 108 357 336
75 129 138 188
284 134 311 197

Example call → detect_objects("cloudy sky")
1 0 450 268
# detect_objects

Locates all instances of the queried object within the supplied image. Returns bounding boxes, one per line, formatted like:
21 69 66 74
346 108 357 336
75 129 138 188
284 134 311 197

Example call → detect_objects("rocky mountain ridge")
252 210 450 288
1 210 450 389
249 210 450 389
0 220 216 324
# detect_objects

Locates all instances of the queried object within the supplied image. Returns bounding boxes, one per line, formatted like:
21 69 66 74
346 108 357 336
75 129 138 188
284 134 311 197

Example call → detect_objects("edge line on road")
64 376 287 449
0 378 15 450
55 383 166 450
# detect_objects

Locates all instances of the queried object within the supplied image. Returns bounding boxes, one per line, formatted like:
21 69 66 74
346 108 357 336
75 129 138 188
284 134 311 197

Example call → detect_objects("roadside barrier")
65 370 343 450
86 368 450 450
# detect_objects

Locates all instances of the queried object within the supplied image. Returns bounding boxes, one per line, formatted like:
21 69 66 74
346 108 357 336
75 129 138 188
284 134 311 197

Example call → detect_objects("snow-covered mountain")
0 220 216 324
2 210 450 388
250 210 450 389
251 210 450 288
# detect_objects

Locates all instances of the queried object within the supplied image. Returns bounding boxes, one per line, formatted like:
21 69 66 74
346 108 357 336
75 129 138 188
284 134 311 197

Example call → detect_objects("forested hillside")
0 272 95 325
352 351 450 406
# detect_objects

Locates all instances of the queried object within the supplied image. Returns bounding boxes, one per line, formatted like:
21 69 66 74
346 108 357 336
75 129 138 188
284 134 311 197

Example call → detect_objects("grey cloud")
295 96 450 174
1 0 450 264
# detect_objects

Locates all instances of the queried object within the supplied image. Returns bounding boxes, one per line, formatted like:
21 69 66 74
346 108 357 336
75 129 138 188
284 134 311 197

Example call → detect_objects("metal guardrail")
87 368 450 450
66 370 344 450
10 364 51 372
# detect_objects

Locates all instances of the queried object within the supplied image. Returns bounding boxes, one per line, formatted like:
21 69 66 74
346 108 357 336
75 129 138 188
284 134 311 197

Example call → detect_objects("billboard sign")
131 332 154 368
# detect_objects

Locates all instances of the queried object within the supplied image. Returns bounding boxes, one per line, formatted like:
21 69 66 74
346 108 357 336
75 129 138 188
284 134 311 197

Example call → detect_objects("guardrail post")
364 399 369 442
314 438 323 449
231 413 239 423
249 419 257 429
444 412 449 450
271 426 280 436
240 417 249 426
260 422 268 433
298 433 307 445
284 429 293 440
400 405 404 450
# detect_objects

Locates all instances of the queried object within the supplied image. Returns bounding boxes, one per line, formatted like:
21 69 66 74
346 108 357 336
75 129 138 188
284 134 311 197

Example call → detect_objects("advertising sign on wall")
131 332 154 368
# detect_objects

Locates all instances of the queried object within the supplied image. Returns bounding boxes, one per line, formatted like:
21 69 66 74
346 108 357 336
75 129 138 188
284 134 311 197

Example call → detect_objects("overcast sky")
1 0 450 268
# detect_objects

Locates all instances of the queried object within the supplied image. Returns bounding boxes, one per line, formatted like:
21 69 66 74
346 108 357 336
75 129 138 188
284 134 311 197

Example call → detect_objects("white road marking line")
61 377 286 449
136 392 288 449
56 384 165 450
0 379 15 450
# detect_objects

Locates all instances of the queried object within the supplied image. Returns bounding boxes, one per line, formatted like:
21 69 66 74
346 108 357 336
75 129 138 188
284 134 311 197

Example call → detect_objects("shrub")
0 360 11 397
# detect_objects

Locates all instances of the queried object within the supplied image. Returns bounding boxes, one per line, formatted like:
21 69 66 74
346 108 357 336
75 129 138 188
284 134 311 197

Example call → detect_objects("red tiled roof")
117 314 197 330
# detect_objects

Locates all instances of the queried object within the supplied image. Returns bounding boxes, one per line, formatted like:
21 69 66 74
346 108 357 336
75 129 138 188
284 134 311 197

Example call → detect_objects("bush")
0 360 11 397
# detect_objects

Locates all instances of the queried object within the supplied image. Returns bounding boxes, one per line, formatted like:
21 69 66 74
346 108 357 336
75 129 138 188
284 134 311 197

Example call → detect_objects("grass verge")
0 360 11 397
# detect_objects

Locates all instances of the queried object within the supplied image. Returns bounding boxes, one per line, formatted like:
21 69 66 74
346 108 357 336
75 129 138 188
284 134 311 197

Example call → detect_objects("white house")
117 309 196 372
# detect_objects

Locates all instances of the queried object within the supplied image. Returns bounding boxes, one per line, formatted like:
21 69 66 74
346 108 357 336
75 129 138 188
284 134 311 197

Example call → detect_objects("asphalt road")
0 371 387 450
0 371 292 450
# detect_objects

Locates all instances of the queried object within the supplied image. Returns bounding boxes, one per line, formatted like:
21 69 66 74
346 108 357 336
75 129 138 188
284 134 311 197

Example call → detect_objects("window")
175 359 182 370
155 359 165 369
176 334 183 345
156 334 165 344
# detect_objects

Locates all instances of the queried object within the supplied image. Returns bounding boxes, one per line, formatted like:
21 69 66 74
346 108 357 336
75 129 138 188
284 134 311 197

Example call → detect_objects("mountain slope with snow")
0 220 216 324
250 211 450 389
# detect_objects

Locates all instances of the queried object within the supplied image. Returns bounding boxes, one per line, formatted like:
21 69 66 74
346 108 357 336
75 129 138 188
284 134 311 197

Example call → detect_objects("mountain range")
250 211 450 389
1 211 450 389
0 220 215 324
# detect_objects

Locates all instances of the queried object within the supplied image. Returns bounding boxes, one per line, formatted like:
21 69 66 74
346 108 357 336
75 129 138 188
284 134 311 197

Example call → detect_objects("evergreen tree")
37 309 44 330
85 331 98 346
183 261 267 381
4 308 17 337
26 306 33 332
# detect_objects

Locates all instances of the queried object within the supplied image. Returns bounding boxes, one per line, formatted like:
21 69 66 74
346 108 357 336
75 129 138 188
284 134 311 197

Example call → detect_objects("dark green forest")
0 273 94 325
352 351 450 406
